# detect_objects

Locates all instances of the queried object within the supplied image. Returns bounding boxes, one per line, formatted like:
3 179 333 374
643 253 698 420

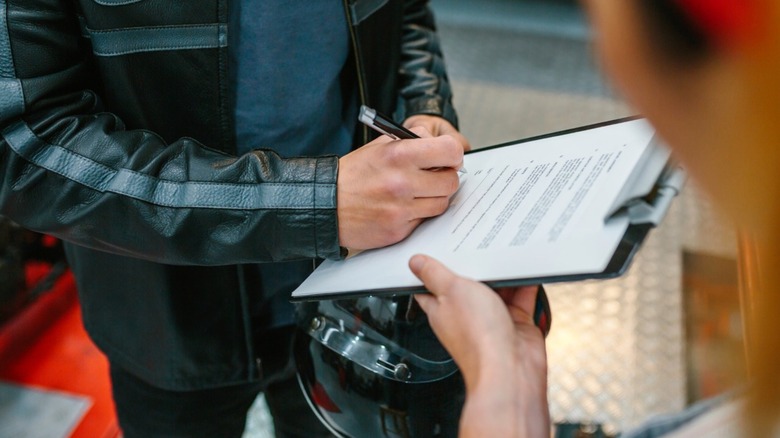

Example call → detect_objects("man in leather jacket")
0 0 468 436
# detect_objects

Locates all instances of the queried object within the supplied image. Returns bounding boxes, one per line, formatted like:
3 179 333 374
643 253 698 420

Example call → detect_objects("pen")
359 105 467 175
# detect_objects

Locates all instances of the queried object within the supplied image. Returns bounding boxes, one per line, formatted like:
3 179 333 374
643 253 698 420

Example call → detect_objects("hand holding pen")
359 105 467 174
336 106 465 250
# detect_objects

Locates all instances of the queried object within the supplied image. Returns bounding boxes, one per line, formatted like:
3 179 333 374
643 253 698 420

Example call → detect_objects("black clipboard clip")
605 138 687 226
622 163 685 225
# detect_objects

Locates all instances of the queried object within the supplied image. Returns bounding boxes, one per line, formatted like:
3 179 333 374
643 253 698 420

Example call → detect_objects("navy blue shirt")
230 2 357 329
232 1 356 157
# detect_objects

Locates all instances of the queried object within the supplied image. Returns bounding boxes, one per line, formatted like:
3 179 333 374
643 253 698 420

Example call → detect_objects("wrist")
462 347 515 397
461 343 550 438
461 369 518 437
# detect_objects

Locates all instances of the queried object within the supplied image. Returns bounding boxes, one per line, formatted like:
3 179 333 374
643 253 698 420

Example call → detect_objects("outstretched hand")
409 254 550 438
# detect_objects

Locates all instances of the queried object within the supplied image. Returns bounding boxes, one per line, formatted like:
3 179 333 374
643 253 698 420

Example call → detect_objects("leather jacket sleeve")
0 0 342 265
399 0 459 127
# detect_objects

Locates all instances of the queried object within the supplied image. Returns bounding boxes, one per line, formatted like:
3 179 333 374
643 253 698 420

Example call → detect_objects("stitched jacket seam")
6 124 332 210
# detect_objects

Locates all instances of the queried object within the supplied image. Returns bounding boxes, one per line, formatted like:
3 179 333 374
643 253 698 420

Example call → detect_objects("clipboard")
485 157 685 288
291 117 685 302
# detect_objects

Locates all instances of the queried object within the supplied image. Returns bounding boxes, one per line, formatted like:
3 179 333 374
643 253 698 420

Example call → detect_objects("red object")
0 263 119 438
41 234 59 248
675 0 761 47
311 381 342 413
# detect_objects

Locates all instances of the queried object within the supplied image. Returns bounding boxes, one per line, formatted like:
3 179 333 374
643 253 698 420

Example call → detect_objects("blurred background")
1 1 742 437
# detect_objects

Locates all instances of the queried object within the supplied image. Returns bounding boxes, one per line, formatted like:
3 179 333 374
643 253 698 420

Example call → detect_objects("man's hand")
337 129 463 250
404 114 472 151
409 254 550 438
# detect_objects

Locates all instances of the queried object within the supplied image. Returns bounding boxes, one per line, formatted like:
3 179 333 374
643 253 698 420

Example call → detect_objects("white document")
292 119 659 300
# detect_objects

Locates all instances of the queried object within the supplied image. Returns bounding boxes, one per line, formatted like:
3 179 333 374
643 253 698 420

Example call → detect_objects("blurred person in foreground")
409 0 780 436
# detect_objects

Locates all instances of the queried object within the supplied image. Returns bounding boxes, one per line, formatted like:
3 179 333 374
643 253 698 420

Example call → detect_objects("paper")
293 119 658 299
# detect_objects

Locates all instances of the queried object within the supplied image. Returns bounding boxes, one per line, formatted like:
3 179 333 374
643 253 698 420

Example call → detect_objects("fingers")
394 135 463 172
496 285 539 326
435 123 472 152
408 254 460 298
451 130 472 152
409 255 446 317
405 197 451 220
497 286 538 314
409 125 433 138
413 293 436 314
513 285 540 315
404 114 472 152
411 169 460 198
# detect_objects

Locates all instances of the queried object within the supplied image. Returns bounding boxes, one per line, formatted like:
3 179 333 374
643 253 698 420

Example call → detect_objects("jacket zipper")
342 0 369 144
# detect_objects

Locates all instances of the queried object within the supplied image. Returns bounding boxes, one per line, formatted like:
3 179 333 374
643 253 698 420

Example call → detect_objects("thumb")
408 254 459 298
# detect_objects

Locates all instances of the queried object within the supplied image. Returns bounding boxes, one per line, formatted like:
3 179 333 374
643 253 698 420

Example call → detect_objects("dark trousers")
110 363 335 438
109 326 335 438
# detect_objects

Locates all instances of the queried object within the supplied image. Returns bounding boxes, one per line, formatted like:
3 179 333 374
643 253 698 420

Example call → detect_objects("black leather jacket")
0 0 458 389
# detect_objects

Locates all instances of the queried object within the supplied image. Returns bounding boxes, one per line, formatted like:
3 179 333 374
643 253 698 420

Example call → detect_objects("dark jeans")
109 343 334 438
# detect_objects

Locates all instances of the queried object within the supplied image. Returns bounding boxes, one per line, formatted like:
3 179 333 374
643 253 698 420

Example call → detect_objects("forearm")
459 345 550 437
459 357 520 438
1 118 342 264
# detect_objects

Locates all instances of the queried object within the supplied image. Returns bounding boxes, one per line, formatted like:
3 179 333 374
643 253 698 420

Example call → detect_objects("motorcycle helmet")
294 287 551 438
